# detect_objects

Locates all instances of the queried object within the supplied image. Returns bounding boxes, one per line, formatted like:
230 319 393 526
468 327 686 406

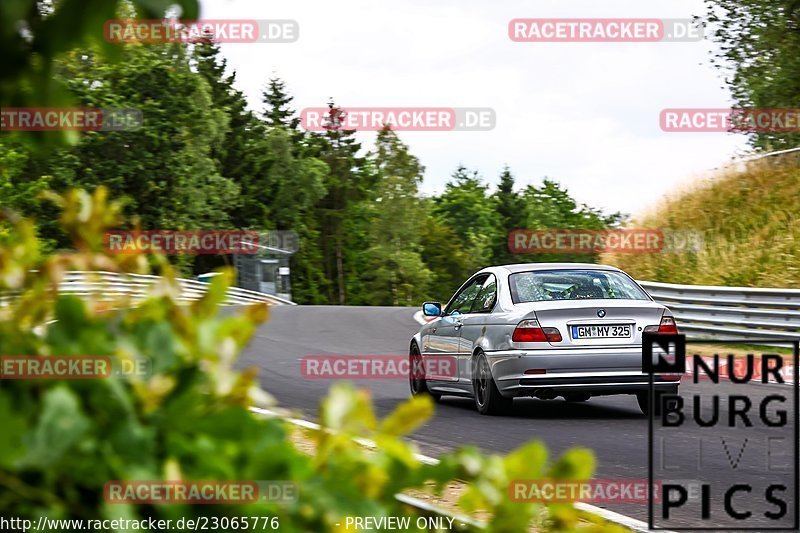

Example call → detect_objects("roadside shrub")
0 188 623 532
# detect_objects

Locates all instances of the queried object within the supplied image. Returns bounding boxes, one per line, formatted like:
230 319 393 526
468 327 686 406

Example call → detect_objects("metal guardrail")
61 271 296 306
10 271 799 339
0 271 295 307
741 145 800 162
639 280 800 340
709 145 800 173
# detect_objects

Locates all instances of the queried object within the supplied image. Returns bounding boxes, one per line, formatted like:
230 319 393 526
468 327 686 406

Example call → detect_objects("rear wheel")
409 343 441 402
636 393 654 415
637 390 676 416
473 352 512 415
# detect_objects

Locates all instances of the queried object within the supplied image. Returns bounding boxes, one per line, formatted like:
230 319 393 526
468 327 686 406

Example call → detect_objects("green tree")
491 166 525 265
265 129 327 230
521 179 623 230
517 179 625 263
703 0 800 149
53 44 239 232
194 39 271 230
311 101 373 304
433 166 498 273
0 0 198 146
0 140 54 242
262 76 300 131
3 41 239 270
419 213 473 302
264 127 330 304
359 127 432 305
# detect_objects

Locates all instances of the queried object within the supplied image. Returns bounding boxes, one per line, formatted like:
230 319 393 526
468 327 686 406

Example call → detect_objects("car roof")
492 263 623 274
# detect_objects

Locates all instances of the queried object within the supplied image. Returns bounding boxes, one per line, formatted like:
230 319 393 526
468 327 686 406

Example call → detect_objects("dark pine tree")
492 166 525 265
262 76 300 130
194 39 271 230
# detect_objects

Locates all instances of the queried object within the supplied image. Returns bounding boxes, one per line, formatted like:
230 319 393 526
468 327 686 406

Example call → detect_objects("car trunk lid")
519 299 665 348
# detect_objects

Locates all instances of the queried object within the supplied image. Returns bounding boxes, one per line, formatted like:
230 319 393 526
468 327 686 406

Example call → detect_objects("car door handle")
454 321 463 330
431 327 437 333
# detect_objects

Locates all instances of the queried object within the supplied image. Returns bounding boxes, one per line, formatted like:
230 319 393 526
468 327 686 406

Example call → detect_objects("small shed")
233 232 297 301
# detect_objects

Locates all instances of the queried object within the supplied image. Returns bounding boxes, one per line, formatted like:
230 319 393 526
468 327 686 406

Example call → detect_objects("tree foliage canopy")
1 0 623 308
703 0 800 150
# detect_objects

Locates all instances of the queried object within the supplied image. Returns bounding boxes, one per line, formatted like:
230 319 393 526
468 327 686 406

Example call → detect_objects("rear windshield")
509 269 650 303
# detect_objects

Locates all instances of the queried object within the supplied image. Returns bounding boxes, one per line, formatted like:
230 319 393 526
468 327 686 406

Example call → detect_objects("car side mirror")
422 301 442 317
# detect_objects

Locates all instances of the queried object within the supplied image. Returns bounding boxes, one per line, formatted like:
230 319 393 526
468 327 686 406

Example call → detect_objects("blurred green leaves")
0 3 624 526
1 0 197 149
21 386 90 468
703 0 800 150
0 189 621 531
1 0 198 103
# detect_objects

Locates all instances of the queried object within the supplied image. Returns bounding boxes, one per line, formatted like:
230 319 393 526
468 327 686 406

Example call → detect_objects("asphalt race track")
237 305 797 529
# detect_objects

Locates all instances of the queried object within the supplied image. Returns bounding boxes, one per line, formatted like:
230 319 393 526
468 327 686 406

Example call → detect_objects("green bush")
0 189 624 532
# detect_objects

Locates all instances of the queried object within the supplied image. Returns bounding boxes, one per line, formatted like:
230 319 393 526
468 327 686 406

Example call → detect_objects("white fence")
7 272 800 338
639 280 800 340
50 271 295 306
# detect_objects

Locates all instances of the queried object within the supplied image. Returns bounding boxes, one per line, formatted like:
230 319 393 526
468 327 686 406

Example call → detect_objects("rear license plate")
571 324 632 339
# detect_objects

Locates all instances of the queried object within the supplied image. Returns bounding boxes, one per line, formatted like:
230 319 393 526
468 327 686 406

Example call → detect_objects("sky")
197 0 749 217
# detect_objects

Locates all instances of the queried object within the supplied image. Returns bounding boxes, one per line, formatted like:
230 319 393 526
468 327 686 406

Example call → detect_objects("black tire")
472 352 513 415
409 343 441 402
636 392 661 416
637 391 670 416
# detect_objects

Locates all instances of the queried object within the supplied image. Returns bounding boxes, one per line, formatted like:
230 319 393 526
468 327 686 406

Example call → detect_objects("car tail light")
512 320 546 342
542 328 562 342
658 315 678 333
644 315 679 334
512 320 562 342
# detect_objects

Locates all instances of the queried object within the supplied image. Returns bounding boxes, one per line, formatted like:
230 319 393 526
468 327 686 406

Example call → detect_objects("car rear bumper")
484 348 681 398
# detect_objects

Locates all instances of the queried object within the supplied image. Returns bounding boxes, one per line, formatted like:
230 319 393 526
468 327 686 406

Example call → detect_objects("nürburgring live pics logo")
644 333 799 530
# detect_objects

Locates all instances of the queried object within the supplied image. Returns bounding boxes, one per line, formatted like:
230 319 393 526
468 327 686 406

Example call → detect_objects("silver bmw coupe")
409 263 681 415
